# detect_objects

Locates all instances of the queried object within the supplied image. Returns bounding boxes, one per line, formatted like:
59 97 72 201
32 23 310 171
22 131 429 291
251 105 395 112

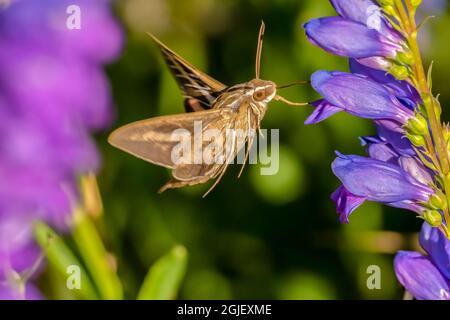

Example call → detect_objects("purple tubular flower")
360 136 432 184
330 0 403 43
420 223 450 279
304 17 403 59
395 251 450 300
0 0 123 299
332 153 433 204
309 70 414 124
394 222 450 300
331 141 434 222
349 59 421 105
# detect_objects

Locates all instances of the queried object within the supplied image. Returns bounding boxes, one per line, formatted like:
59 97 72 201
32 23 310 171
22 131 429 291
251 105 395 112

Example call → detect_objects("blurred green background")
89 0 450 299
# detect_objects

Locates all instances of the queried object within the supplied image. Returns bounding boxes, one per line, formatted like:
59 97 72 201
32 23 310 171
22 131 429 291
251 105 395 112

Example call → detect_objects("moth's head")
248 79 276 103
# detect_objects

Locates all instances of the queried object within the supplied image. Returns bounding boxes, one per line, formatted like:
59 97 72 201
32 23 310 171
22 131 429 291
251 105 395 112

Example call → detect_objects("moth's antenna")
255 21 265 80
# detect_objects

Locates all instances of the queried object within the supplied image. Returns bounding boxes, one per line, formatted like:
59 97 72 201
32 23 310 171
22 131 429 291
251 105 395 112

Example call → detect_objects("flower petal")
394 251 450 300
420 222 450 279
349 59 421 104
331 153 433 203
304 17 401 59
0 282 43 300
304 99 342 124
311 70 414 123
376 124 415 156
388 200 425 214
330 0 403 42
331 185 366 223
399 156 433 185
360 136 399 163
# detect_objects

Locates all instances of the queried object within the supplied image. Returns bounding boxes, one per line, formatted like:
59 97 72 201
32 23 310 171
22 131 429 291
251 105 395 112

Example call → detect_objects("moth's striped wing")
108 108 235 172
148 33 227 112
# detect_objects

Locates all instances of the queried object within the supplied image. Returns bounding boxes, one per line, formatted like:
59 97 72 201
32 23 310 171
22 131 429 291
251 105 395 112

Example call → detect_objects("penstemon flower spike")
303 0 450 240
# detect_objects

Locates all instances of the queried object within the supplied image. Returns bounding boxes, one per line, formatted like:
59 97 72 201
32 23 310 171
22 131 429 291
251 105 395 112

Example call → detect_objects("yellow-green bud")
410 0 423 8
377 0 395 6
383 5 397 18
406 133 426 147
406 116 428 136
423 210 443 228
444 127 450 142
422 94 432 106
397 51 415 66
389 65 409 80
429 193 448 210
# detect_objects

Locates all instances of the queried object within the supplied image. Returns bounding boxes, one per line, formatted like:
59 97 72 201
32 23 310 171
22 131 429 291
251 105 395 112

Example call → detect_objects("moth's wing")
108 109 231 169
171 106 246 182
148 33 227 112
171 122 230 181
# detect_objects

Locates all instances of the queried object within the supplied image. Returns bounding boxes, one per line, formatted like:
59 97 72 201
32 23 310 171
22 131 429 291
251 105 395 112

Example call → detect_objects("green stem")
34 222 98 299
72 208 123 300
403 1 450 230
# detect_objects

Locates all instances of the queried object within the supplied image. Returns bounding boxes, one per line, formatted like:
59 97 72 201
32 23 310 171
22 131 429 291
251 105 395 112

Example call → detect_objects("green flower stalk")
393 0 450 237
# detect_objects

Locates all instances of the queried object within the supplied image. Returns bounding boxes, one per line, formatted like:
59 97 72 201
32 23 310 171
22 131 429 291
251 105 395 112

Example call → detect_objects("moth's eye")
253 90 265 101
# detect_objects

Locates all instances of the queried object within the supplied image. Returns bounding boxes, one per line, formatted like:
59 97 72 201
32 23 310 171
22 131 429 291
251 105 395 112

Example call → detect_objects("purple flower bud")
304 17 403 59
399 156 434 185
394 251 450 300
332 153 433 204
376 125 415 155
356 56 393 71
311 70 414 124
360 136 399 163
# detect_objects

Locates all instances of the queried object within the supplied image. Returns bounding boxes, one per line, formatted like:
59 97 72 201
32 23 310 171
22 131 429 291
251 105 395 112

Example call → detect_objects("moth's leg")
238 109 255 179
202 163 229 198
158 179 188 193
250 104 264 138
237 135 255 179
158 176 212 193
202 130 237 198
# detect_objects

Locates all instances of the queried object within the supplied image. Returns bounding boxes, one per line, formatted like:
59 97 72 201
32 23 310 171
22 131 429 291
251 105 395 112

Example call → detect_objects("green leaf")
72 209 123 300
137 245 188 300
33 222 98 299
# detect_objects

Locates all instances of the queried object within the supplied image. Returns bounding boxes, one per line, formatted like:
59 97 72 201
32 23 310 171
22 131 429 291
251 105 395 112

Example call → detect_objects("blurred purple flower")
395 223 450 300
0 0 123 299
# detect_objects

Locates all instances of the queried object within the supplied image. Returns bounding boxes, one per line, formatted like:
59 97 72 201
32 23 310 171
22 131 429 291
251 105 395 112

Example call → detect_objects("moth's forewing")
108 109 228 170
171 100 253 182
171 118 234 181
148 33 227 112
